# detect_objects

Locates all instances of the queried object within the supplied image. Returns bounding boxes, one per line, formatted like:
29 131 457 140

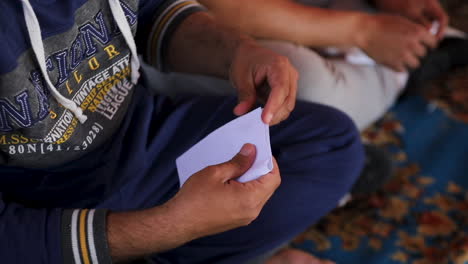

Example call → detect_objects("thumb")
221 144 256 182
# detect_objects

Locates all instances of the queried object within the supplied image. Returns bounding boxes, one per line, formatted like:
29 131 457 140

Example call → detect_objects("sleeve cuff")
62 209 112 264
145 0 207 71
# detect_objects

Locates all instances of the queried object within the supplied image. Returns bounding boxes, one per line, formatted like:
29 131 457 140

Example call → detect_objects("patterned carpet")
294 2 468 263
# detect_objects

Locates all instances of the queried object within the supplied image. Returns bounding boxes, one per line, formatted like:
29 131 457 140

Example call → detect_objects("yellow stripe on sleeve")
150 1 198 65
79 209 91 264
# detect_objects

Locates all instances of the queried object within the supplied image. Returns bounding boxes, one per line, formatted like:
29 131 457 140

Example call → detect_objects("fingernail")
264 113 273 124
240 144 253 156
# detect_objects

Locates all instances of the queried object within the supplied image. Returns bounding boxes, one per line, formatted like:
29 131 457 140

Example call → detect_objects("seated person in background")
143 2 468 261
0 0 364 264
156 0 468 131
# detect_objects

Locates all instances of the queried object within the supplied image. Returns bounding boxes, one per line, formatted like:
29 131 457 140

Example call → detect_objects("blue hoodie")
0 0 203 263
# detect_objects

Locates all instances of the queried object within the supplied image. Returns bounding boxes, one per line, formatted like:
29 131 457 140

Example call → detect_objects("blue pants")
100 79 364 263
1 80 364 263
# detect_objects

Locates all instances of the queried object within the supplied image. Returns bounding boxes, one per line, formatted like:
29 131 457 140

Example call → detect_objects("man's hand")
229 40 299 126
374 0 449 39
107 146 280 262
166 143 281 239
167 12 297 125
356 14 438 71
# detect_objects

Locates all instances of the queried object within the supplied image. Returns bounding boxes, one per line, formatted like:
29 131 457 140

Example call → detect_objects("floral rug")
294 2 468 263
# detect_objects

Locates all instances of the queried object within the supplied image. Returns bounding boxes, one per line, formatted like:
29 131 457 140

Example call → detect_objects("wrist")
147 202 198 246
107 203 196 262
352 13 373 49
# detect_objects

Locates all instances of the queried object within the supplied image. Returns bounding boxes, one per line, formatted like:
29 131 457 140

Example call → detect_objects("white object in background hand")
321 47 376 66
176 107 273 187
343 21 445 67
346 48 376 66
430 21 440 36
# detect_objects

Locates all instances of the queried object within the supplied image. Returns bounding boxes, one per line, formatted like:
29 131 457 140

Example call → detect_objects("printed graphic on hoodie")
0 0 139 168
0 0 204 168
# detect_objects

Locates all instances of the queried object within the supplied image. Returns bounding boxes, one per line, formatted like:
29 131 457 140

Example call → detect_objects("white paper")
430 21 440 36
346 48 376 66
322 47 376 66
176 107 273 187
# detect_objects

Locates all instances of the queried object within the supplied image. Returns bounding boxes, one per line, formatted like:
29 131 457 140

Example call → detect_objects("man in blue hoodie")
0 0 364 263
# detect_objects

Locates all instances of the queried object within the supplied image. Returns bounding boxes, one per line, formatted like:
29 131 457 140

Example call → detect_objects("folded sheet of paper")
176 107 273 187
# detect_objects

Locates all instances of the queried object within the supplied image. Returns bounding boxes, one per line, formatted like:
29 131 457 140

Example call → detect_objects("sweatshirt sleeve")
61 209 112 264
136 0 207 71
0 193 110 264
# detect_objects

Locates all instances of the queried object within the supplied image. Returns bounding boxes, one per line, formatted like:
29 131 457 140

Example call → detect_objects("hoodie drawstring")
108 0 141 84
21 0 141 124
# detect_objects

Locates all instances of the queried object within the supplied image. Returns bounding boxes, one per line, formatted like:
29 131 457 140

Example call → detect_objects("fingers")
412 41 428 58
237 157 281 225
389 51 420 72
286 67 298 114
216 143 257 182
388 60 407 73
251 157 281 198
233 157 280 216
233 75 257 117
263 81 287 125
417 25 438 49
262 57 297 125
393 24 435 71
261 64 288 124
234 98 256 117
404 53 421 69
391 20 438 71
437 13 449 40
427 0 449 39
414 14 433 30
399 43 423 71
402 23 438 70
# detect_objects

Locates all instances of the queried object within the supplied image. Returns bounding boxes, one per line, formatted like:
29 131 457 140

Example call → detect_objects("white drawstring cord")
21 0 142 124
21 0 88 124
108 0 141 85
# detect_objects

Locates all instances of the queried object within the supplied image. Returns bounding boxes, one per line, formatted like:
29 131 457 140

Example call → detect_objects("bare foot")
265 248 335 264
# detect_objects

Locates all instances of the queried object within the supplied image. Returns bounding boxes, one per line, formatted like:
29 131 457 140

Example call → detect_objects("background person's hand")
229 40 299 126
356 14 438 72
373 0 449 39
166 144 281 240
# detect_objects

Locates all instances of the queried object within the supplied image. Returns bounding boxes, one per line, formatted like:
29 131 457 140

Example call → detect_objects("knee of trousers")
310 103 365 190
273 102 365 193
